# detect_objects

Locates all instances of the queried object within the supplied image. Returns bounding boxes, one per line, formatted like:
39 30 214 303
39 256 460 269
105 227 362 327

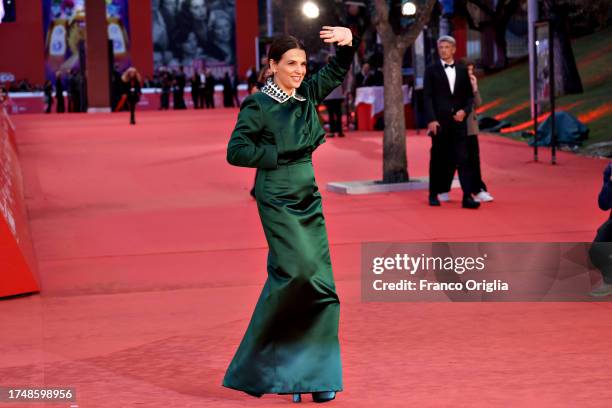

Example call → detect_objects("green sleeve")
302 36 359 104
226 96 278 169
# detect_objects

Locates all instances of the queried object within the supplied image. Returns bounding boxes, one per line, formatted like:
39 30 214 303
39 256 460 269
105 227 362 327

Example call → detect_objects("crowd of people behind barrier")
2 51 390 138
143 65 241 110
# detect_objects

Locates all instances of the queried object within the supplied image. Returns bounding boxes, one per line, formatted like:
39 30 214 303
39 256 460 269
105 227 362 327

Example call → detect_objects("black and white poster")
152 0 236 76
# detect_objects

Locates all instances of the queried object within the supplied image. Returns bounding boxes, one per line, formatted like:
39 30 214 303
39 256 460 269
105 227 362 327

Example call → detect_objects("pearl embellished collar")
261 77 306 103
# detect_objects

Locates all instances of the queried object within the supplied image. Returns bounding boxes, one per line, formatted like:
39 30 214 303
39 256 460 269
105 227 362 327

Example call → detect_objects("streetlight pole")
267 0 273 37
528 0 538 119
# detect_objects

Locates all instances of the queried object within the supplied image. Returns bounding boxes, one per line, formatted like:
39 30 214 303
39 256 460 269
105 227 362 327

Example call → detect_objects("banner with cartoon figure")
42 0 132 81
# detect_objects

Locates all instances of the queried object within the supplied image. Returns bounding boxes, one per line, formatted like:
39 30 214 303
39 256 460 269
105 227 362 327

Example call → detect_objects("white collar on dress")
260 77 306 103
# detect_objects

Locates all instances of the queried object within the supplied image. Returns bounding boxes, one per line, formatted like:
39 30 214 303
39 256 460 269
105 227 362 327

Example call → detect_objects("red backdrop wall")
0 0 45 85
128 0 154 79
0 1 257 86
235 0 259 78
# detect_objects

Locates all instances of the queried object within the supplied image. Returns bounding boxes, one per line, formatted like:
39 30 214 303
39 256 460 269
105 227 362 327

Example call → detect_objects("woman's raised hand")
319 26 353 46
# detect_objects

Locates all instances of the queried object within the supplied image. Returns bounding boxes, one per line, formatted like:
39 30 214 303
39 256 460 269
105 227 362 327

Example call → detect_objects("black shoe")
462 197 480 209
338 132 345 137
245 391 262 398
312 391 336 403
327 133 335 138
429 196 440 206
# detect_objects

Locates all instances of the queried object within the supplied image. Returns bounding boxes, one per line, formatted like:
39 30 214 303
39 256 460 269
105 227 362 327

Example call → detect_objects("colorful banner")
152 0 236 77
42 0 132 81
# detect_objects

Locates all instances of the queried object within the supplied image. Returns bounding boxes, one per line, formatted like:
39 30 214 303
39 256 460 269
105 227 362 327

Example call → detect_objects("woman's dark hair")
463 58 476 68
267 35 307 63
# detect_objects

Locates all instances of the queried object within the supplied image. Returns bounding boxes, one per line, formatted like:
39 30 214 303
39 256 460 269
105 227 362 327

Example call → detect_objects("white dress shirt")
441 59 456 94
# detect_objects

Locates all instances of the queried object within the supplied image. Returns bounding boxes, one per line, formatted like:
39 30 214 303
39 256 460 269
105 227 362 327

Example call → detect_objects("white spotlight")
402 2 417 16
302 2 320 19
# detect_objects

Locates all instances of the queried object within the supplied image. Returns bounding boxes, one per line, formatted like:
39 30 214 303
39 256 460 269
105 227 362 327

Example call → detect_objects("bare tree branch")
469 0 495 16
399 0 438 46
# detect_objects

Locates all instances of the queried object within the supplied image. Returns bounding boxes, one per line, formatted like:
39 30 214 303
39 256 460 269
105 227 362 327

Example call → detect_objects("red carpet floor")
1 109 611 407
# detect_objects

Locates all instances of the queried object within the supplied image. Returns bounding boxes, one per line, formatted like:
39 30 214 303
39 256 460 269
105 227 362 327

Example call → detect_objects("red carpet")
1 109 610 407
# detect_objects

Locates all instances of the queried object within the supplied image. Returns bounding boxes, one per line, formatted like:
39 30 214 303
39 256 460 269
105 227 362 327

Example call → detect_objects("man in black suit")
204 69 216 109
55 71 65 113
174 65 187 109
355 63 375 88
424 35 479 209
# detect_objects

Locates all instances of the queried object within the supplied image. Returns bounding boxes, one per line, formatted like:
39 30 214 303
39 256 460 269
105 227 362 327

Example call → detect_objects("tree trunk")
551 13 583 95
494 25 508 68
373 0 437 183
382 43 409 183
480 24 496 70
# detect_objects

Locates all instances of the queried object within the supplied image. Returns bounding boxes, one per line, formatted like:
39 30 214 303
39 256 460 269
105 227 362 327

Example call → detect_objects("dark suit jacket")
424 60 474 125
355 72 376 88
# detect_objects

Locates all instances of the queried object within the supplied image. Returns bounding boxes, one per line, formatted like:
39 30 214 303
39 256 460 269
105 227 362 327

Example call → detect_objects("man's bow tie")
444 63 455 69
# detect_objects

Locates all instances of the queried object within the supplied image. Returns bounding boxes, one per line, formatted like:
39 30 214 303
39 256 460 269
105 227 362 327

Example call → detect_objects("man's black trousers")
429 120 475 198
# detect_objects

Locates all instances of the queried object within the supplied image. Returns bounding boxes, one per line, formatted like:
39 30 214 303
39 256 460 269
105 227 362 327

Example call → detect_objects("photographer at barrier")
589 162 612 297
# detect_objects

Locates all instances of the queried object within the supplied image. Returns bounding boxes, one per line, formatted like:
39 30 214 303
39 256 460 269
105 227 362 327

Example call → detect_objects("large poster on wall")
152 0 236 77
42 0 132 81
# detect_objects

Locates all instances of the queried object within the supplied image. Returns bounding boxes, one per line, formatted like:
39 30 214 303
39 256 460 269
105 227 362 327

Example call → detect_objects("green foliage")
478 27 612 150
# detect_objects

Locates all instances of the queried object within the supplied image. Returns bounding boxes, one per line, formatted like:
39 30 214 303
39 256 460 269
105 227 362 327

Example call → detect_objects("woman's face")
212 18 231 41
161 0 177 13
270 48 307 92
183 32 198 55
190 0 207 22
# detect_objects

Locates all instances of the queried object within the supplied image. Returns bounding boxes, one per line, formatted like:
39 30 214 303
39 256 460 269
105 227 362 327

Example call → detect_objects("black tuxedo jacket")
423 61 474 125
355 72 376 87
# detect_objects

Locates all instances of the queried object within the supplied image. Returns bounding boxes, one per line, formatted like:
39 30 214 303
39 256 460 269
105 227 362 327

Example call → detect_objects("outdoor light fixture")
302 2 320 19
402 1 417 16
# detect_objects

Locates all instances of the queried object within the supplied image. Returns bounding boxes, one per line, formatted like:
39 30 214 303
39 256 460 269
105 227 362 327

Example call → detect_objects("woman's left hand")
320 26 353 46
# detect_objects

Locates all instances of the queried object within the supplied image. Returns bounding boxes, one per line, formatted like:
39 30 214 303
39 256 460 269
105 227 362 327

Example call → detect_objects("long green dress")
223 39 358 396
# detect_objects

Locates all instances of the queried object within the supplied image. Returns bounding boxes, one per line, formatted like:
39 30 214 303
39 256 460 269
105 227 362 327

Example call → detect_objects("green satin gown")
222 39 358 396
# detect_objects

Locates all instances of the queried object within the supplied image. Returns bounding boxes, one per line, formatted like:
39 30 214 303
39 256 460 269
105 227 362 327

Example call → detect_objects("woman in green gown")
223 27 358 403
